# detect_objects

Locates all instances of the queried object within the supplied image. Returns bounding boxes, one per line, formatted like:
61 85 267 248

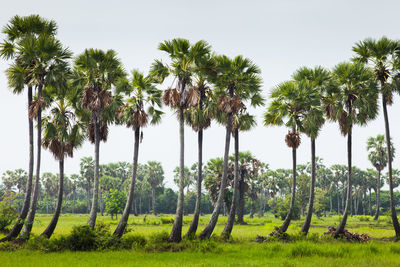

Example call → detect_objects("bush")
0 193 18 232
160 217 174 224
67 225 97 251
268 195 301 220
121 234 147 249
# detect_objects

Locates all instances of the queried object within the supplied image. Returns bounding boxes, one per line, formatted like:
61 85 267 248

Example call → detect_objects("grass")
0 213 399 266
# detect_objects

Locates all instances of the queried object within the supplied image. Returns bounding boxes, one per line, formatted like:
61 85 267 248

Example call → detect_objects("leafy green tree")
326 62 378 237
105 189 127 220
151 38 211 242
367 134 394 220
353 37 400 236
1 169 27 194
74 48 125 229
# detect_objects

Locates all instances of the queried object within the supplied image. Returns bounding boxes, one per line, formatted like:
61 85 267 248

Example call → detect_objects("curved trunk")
169 106 185 242
199 112 233 240
334 126 352 237
88 118 100 229
374 170 381 220
114 127 140 237
272 146 297 235
301 137 316 235
222 128 239 238
20 84 43 240
152 186 156 215
382 95 400 237
41 160 64 238
186 129 203 237
1 87 34 242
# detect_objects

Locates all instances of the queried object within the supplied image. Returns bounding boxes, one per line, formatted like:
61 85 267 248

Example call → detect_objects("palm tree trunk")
381 95 400 236
301 137 316 235
114 127 140 237
334 125 352 237
152 186 156 215
1 87 34 242
20 84 43 241
222 128 239 238
169 106 185 242
88 119 100 229
86 182 91 213
337 187 340 215
186 128 203 237
272 146 297 235
199 112 233 240
100 191 104 216
41 160 64 238
369 189 372 216
374 171 381 220
237 178 245 224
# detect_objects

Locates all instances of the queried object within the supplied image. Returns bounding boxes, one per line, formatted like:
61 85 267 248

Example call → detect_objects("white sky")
1 0 400 190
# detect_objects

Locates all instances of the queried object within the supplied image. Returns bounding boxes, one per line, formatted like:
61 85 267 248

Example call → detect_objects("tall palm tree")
74 48 125 229
19 34 72 241
291 66 330 235
0 14 57 242
113 70 163 237
264 81 313 235
326 62 378 237
40 93 85 238
151 38 211 242
80 157 94 213
199 55 262 239
353 37 400 236
144 161 165 216
366 134 394 220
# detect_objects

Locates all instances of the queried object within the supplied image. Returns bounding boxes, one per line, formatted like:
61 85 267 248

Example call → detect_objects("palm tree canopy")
326 62 379 136
367 134 395 171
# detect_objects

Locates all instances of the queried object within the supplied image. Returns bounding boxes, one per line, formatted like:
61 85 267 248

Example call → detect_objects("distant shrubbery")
0 192 18 232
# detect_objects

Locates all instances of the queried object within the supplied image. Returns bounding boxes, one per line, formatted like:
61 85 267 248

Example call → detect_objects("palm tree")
264 81 313 235
80 157 94 213
326 62 378 237
113 70 163 237
19 34 71 241
40 92 85 238
144 161 164 216
199 55 262 239
222 114 258 237
291 66 330 235
0 14 58 242
74 48 125 229
151 38 211 242
353 37 400 236
366 134 394 220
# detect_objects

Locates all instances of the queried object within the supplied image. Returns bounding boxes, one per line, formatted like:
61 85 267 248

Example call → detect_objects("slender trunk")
169 106 185 242
272 144 297 235
100 191 103 216
382 94 400 236
334 124 352 237
237 178 245 224
114 127 140 237
374 170 381 220
88 117 100 229
369 188 372 216
354 192 357 215
301 138 316 235
147 192 151 213
41 160 64 238
199 112 233 240
152 186 156 215
72 189 75 214
1 87 35 242
20 84 43 240
222 128 239 238
330 192 333 212
186 129 203 237
86 183 91 214
342 183 345 212
337 182 340 215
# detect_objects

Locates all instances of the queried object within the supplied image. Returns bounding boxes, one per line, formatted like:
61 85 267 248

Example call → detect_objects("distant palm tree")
113 70 163 237
41 93 85 238
326 62 378 237
0 14 58 242
264 81 314 235
366 134 394 220
151 38 211 242
353 37 400 237
74 48 125 229
144 161 165 216
200 55 262 239
292 66 330 235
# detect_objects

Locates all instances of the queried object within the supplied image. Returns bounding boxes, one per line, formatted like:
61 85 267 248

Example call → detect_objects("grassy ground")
0 213 399 266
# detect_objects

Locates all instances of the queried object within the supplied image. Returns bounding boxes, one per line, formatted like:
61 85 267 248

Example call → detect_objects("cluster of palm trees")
1 14 400 243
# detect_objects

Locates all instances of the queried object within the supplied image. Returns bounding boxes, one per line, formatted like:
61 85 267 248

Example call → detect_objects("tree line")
1 14 400 243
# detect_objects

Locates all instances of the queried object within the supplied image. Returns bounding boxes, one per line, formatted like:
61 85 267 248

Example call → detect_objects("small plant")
67 225 97 251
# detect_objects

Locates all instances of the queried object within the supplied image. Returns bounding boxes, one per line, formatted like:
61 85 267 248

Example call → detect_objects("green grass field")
1 213 399 266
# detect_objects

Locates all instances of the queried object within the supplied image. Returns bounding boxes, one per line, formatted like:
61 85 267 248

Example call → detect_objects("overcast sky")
1 0 400 189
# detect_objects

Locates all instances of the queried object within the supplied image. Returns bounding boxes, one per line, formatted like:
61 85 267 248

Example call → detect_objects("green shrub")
67 225 97 251
121 234 147 249
160 217 174 224
0 193 18 232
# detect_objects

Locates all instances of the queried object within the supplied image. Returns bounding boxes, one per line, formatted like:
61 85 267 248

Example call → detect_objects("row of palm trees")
1 14 400 243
